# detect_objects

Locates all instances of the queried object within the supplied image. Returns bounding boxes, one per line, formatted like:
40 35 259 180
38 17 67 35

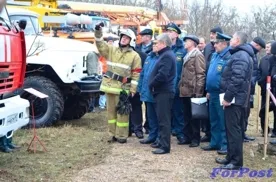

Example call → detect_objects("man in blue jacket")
202 32 231 155
166 23 187 143
138 45 159 145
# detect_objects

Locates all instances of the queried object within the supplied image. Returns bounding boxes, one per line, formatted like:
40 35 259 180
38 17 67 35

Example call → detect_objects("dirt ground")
1 107 276 182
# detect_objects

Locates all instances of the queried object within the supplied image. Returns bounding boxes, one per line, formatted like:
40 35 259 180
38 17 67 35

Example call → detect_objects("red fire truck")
0 5 29 138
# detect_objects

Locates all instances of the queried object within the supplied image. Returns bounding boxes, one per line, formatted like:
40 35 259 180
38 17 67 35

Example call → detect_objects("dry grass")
0 111 111 182
1 97 276 181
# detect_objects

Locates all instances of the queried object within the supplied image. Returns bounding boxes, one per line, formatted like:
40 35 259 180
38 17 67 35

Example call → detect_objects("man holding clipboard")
216 32 254 170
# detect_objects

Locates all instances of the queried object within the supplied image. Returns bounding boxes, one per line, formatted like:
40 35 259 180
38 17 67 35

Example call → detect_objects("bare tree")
252 5 276 40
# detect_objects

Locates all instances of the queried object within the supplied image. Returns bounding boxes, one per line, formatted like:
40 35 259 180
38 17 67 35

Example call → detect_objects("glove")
116 90 132 115
95 22 104 31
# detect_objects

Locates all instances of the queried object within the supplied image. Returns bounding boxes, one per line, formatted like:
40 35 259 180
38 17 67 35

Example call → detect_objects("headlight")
25 107 30 119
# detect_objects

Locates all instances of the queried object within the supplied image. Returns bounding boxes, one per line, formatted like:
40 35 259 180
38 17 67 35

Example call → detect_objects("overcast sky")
188 0 275 14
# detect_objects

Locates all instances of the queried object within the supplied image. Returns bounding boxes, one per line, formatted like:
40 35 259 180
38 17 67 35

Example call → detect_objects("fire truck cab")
0 6 30 138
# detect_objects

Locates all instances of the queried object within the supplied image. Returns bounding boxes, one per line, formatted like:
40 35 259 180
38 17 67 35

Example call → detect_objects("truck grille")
0 65 17 94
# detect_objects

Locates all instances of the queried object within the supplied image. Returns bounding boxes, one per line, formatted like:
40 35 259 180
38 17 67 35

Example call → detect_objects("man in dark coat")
268 41 276 144
216 31 254 170
257 41 276 137
201 26 223 143
129 49 148 139
135 29 153 55
148 33 176 154
243 37 266 142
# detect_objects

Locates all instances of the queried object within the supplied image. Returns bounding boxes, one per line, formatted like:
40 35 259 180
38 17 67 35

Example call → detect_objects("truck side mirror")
18 19 27 30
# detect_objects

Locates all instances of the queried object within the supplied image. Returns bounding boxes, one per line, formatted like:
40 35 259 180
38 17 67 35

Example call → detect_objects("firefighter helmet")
119 29 136 48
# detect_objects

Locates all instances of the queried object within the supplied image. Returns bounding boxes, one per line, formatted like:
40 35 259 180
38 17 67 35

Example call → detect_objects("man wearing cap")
129 48 148 139
201 32 231 155
136 29 153 55
166 23 187 143
179 35 205 147
243 37 266 142
135 28 153 134
201 26 224 143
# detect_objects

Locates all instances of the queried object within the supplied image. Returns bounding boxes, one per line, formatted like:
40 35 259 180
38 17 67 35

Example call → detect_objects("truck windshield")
9 15 41 35
0 7 11 28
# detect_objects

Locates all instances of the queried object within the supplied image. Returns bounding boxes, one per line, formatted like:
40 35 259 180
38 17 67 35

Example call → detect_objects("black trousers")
259 94 276 133
129 93 143 133
183 97 201 143
243 98 251 134
225 105 244 166
143 104 149 131
154 92 174 151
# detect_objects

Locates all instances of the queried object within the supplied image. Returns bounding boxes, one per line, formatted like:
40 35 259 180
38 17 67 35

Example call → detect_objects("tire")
18 76 64 128
61 94 92 120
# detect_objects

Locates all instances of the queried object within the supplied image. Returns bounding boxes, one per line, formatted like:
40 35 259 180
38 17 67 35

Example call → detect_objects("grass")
1 93 276 181
0 111 111 182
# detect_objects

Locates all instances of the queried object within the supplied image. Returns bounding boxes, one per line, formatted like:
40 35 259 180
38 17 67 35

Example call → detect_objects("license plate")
7 114 18 124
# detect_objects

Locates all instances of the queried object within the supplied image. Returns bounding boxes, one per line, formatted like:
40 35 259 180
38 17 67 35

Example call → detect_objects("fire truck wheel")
19 76 64 128
61 93 92 120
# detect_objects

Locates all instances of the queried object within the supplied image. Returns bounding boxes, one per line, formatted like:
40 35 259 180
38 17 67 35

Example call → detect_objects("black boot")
0 137 13 153
117 139 127 144
7 137 21 150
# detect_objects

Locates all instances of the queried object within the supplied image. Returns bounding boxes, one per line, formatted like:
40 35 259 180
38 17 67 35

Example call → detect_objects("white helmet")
119 29 136 48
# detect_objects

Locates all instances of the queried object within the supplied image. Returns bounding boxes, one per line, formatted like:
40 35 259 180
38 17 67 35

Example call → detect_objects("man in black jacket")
258 41 276 137
201 26 223 143
268 41 276 144
243 37 266 142
216 31 254 170
149 33 176 154
129 49 148 139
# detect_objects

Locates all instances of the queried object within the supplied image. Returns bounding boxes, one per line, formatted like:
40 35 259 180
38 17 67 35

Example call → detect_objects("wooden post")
256 86 261 133
263 76 271 159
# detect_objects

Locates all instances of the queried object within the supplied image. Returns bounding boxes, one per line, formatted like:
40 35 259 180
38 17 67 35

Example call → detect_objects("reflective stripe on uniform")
0 35 5 62
5 35 11 62
107 61 131 69
131 80 138 85
108 119 116 124
100 85 129 94
116 121 129 127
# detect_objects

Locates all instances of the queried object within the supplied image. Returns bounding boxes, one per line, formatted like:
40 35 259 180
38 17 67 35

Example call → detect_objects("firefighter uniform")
95 28 141 141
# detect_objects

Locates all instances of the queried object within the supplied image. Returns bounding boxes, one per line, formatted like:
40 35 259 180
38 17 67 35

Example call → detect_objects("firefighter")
95 24 142 144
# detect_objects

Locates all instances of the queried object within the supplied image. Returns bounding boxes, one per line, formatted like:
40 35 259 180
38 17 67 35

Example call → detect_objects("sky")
187 0 275 14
